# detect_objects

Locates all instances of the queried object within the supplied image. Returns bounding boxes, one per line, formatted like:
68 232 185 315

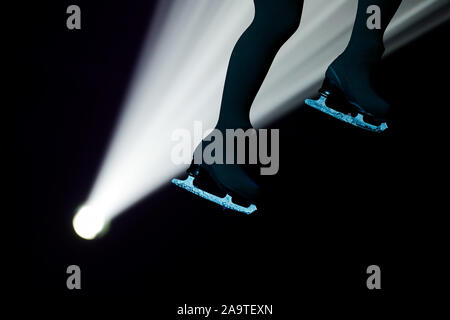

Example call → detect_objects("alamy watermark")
66 5 81 30
366 265 381 290
366 5 381 30
171 121 279 175
66 265 81 290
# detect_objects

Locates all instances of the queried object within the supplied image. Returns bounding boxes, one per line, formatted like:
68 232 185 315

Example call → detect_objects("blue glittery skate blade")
172 175 257 215
305 96 388 133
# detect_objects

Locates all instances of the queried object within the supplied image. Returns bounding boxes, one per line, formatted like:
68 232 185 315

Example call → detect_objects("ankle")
339 41 385 64
215 119 253 133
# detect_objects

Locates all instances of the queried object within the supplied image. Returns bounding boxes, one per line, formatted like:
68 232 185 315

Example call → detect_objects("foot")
172 161 259 214
324 52 390 120
196 163 260 202
191 132 261 203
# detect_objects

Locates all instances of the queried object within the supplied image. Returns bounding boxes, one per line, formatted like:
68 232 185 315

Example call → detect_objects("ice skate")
305 30 394 136
305 65 388 133
172 162 258 215
304 0 401 134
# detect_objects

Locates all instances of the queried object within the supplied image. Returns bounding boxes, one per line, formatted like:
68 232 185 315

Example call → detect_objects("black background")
10 0 449 315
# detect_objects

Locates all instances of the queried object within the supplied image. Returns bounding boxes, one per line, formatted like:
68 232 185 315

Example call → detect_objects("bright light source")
73 205 106 240
73 0 449 239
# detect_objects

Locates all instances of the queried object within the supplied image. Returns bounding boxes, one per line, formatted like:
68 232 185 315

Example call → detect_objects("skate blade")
171 175 257 215
305 96 388 133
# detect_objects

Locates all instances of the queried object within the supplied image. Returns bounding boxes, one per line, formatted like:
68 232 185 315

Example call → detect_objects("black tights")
215 0 402 130
216 0 303 131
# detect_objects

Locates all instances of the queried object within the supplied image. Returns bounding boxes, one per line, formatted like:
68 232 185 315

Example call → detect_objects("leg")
331 0 402 117
217 0 303 131
344 0 402 58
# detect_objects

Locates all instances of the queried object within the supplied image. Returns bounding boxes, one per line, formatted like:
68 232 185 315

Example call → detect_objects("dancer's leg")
216 0 304 131
345 0 402 58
